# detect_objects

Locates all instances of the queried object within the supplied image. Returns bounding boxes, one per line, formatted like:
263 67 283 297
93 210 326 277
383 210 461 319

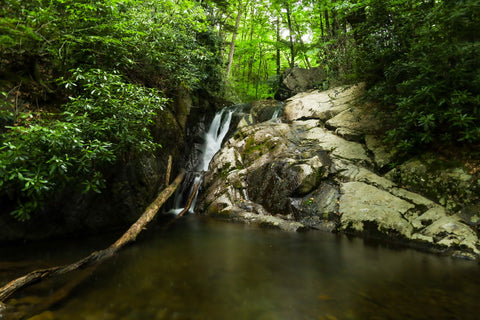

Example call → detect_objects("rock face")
275 67 327 100
199 83 480 260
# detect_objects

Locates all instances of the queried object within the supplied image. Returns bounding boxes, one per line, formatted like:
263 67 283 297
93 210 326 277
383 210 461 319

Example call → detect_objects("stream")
1 108 479 320
1 217 479 319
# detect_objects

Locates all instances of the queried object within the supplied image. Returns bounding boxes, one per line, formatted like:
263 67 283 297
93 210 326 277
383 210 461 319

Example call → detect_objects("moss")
219 162 232 179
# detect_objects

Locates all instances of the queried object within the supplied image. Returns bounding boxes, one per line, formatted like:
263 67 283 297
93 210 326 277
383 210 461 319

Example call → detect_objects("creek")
1 216 479 320
1 107 479 320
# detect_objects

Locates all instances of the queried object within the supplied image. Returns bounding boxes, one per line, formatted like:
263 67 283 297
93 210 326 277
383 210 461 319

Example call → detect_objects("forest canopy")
0 0 479 220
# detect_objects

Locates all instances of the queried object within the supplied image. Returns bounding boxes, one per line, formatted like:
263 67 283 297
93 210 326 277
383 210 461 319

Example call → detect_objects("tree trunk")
276 18 281 75
285 2 295 68
225 0 243 78
292 16 311 68
324 9 330 38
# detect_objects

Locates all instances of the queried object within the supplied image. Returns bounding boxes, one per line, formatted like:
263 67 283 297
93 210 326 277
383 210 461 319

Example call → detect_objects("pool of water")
2 216 479 320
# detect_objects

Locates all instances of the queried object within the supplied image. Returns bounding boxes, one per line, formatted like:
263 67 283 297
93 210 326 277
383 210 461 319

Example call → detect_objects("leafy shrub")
0 0 223 221
0 69 167 220
355 0 480 152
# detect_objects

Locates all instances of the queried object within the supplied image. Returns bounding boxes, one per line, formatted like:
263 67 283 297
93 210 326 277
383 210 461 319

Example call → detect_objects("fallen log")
0 169 185 303
176 172 204 218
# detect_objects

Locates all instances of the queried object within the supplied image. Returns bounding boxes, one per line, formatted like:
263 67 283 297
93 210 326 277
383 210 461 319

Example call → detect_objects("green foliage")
0 0 220 91
354 0 480 152
0 0 223 220
0 69 167 220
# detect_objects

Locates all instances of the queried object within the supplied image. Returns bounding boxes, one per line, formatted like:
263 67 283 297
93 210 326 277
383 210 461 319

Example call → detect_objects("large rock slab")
199 84 480 260
283 84 364 122
304 127 372 165
325 104 383 141
339 181 415 238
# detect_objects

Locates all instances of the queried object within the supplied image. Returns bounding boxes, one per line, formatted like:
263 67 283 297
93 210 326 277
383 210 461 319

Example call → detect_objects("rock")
333 160 395 189
283 90 336 122
365 135 397 169
421 216 479 255
229 210 306 232
199 84 480 259
275 67 326 100
294 181 340 223
250 100 284 122
385 157 479 212
325 104 382 141
339 181 415 238
304 128 372 165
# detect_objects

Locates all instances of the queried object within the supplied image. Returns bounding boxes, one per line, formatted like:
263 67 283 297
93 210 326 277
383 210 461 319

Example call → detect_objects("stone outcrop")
275 67 327 100
198 83 480 260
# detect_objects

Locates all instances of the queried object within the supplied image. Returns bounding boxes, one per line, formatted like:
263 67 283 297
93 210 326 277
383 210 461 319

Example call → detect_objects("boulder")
385 157 480 212
275 67 327 100
325 104 382 141
283 83 365 122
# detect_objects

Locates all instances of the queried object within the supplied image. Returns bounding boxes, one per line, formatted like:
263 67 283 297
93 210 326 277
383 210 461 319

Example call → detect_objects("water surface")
2 217 479 320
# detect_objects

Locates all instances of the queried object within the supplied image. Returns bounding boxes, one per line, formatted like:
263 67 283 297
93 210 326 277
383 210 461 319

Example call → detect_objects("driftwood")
176 172 204 218
0 169 185 304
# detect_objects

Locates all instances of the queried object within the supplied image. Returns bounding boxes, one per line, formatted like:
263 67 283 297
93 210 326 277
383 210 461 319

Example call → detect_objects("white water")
271 107 281 119
199 108 234 171
172 108 235 214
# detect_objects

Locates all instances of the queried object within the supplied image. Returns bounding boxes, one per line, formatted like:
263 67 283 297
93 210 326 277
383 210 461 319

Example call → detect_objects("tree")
226 0 245 78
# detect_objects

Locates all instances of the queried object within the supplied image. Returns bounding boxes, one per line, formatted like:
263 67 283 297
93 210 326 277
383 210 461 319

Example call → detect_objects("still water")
2 216 479 320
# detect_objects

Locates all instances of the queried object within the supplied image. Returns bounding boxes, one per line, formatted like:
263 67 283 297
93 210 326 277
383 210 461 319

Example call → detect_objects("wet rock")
295 181 340 223
199 84 480 259
421 216 479 255
250 100 284 123
230 210 306 232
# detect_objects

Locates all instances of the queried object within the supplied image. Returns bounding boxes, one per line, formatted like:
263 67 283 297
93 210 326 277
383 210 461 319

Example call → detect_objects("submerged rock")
198 83 480 260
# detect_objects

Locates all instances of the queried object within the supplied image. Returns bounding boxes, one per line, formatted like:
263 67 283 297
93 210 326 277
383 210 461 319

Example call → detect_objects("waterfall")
199 108 234 171
171 107 235 215
270 103 284 120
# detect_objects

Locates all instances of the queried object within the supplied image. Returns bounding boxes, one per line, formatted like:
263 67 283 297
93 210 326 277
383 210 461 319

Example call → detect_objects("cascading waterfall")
199 108 234 172
271 106 282 120
171 107 235 215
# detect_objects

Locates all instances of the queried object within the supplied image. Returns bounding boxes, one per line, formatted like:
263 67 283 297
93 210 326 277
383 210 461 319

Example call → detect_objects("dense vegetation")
216 0 479 151
0 0 479 220
0 0 221 220
356 0 480 152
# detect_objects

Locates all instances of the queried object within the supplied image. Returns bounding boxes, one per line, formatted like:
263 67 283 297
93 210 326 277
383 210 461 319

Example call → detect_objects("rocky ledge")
198 84 480 260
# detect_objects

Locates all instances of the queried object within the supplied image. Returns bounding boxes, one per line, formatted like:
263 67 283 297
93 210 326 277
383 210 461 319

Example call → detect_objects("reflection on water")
2 216 480 320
